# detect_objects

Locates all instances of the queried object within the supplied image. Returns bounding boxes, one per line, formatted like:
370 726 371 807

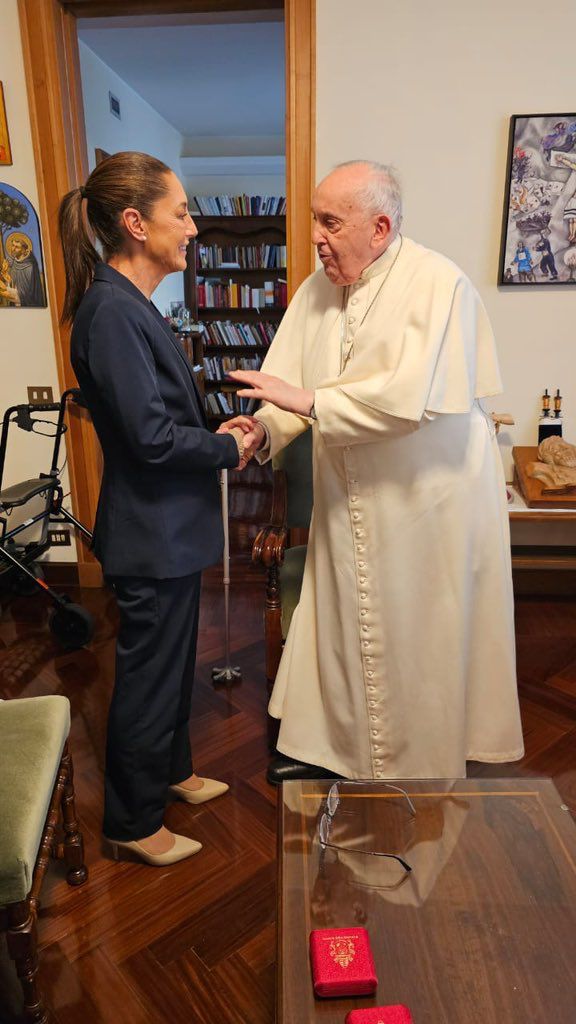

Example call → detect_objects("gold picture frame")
0 83 12 166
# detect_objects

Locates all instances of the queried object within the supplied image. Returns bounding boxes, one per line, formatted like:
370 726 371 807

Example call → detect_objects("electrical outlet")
48 528 71 547
28 386 54 405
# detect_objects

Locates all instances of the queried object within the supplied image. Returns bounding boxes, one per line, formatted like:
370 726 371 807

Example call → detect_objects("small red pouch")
345 1007 413 1023
309 927 377 998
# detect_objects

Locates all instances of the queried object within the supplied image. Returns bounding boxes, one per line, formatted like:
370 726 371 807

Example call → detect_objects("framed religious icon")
0 83 12 166
499 113 576 285
0 183 47 308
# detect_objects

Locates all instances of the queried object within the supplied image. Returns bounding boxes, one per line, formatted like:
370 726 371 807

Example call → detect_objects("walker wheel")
49 602 94 650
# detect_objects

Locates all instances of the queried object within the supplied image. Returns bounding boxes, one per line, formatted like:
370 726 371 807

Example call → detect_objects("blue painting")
0 183 47 307
499 114 576 286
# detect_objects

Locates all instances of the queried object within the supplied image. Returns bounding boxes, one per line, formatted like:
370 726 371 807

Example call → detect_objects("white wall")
316 0 576 483
79 40 186 316
0 0 75 561
181 135 285 158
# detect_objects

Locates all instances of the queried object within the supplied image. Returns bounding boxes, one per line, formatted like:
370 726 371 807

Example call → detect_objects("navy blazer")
71 262 238 578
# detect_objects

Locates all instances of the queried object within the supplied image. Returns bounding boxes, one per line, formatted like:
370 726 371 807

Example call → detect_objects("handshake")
217 416 266 470
214 368 314 469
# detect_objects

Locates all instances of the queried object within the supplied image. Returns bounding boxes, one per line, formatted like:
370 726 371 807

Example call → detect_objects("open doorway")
77 10 286 315
19 0 315 586
75 10 287 571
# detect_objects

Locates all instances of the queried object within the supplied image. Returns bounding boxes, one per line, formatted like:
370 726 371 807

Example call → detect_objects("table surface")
278 778 576 1023
508 483 576 519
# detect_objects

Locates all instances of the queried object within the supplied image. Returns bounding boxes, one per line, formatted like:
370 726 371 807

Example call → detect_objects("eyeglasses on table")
318 780 416 874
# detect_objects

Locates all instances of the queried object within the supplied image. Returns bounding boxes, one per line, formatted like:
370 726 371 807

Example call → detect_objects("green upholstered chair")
0 696 87 1024
252 428 313 689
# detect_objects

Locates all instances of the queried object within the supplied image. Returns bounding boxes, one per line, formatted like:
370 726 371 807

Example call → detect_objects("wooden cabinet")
508 483 576 594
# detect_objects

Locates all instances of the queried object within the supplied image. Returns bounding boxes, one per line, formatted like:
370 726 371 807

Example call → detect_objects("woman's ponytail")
58 187 100 324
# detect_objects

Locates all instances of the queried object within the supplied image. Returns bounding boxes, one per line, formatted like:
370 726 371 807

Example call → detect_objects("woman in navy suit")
58 152 251 865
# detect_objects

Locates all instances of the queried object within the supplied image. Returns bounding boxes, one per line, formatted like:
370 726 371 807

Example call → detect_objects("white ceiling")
77 15 285 142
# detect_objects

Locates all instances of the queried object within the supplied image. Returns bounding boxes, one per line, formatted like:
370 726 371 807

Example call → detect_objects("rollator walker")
0 388 95 650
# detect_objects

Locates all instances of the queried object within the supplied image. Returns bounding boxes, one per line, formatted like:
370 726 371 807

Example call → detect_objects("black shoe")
266 754 342 785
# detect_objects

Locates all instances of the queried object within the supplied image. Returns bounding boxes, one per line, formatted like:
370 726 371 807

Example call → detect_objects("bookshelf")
184 212 286 420
182 203 288 571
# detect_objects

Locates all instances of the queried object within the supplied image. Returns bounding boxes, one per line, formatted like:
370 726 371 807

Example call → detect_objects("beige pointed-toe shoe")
170 776 229 805
106 831 202 866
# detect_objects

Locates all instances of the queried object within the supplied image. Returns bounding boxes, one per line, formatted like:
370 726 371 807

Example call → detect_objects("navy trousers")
103 572 202 841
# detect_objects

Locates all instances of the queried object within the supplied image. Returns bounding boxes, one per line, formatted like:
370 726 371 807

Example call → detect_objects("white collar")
358 233 402 283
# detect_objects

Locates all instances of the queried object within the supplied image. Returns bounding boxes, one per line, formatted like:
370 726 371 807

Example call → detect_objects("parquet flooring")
1 578 576 1023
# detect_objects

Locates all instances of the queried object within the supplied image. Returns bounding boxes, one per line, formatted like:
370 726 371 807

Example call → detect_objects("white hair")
334 160 403 236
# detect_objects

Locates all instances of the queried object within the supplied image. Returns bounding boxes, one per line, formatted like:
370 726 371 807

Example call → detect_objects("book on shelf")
199 320 278 347
191 194 286 217
203 354 261 381
197 243 287 270
197 278 287 310
204 390 259 416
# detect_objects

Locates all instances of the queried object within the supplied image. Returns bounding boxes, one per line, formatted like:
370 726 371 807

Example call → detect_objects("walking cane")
212 469 242 684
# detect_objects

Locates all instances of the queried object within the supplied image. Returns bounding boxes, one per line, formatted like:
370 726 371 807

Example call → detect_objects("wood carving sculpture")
527 436 576 492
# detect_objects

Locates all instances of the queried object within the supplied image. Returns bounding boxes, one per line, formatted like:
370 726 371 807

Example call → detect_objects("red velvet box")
345 1007 413 1023
309 928 378 998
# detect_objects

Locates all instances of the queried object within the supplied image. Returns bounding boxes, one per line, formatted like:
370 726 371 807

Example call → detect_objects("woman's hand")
227 370 314 417
216 415 266 469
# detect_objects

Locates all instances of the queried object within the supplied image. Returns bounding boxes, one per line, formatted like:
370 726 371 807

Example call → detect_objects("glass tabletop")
278 778 576 1023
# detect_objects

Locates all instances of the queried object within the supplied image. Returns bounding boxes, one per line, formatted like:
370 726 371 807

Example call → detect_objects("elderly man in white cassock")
224 160 524 785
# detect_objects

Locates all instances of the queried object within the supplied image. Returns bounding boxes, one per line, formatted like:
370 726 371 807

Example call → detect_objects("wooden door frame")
17 0 315 586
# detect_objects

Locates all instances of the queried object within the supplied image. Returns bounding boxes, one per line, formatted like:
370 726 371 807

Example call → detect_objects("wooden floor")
1 578 576 1022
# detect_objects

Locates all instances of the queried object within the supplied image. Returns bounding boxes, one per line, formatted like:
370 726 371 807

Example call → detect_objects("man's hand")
217 415 266 469
227 371 314 417
217 415 261 447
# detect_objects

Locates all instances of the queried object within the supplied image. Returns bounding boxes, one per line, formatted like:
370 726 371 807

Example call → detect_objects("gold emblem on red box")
329 936 356 968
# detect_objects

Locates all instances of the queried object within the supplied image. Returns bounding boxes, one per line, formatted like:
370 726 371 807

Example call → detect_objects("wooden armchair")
252 429 313 690
0 696 87 1023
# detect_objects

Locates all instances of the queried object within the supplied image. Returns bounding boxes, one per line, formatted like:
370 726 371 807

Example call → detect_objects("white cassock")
255 235 524 780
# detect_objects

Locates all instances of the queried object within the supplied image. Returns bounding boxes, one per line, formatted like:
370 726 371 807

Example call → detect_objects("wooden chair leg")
59 744 88 887
5 900 48 1024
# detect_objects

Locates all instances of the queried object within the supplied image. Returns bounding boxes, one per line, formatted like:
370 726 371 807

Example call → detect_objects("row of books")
192 194 286 217
199 320 277 348
203 354 261 381
205 391 258 416
197 244 287 270
197 279 287 310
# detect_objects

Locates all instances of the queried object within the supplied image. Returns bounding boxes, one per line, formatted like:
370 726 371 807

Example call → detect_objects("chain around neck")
340 234 403 374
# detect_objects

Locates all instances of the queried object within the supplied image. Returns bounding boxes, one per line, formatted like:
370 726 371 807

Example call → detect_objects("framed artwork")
0 183 47 308
0 83 12 166
499 113 576 285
